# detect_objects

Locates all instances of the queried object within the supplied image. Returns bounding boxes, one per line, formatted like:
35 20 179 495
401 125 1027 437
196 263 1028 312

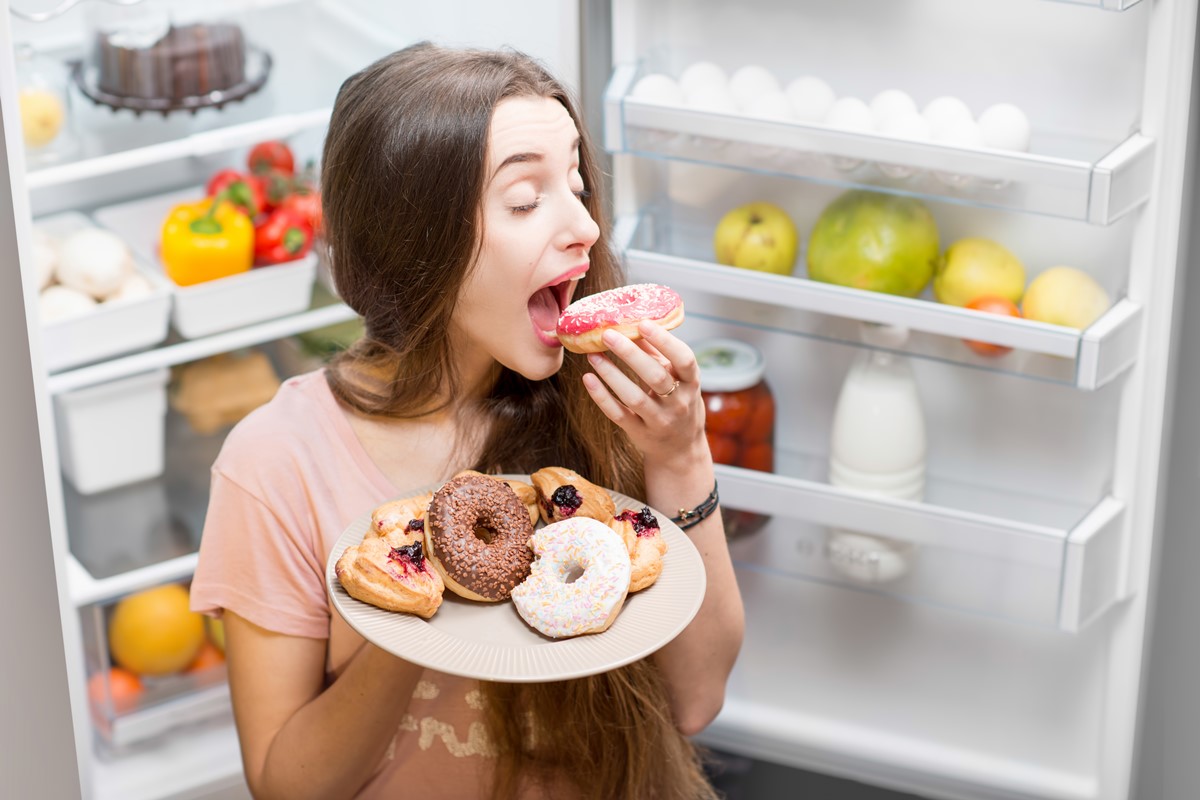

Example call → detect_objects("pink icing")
557 283 681 336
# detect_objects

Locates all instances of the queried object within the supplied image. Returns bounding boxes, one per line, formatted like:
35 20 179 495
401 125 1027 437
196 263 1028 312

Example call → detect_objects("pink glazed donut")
556 283 684 354
510 517 632 638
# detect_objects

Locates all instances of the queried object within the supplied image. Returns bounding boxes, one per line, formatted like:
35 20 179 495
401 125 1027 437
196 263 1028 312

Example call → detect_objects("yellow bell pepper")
160 198 254 287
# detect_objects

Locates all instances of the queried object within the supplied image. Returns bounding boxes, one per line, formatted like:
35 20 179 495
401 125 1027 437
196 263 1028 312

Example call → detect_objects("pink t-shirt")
190 370 497 799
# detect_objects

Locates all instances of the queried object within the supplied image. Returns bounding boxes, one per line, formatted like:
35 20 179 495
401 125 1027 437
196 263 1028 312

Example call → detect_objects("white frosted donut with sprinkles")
510 517 632 638
556 283 684 354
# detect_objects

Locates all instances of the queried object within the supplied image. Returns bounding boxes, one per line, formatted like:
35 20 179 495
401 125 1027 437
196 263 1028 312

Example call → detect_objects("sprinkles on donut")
556 283 684 354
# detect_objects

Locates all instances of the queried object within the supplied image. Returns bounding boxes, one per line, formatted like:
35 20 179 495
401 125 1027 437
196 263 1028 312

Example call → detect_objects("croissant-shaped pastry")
608 507 668 592
368 492 432 542
530 466 616 525
335 532 445 618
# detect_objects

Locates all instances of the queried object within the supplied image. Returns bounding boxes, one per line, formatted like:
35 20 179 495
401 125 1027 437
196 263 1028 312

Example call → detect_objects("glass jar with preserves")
695 338 774 538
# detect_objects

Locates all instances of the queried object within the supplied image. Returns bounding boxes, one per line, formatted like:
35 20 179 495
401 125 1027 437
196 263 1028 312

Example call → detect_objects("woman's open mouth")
529 265 587 347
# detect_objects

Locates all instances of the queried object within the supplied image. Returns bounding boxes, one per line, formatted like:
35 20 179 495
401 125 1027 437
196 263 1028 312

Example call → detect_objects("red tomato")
962 296 1022 357
248 140 295 176
281 191 323 236
254 209 314 265
87 667 144 714
205 169 266 218
706 431 740 466
739 443 774 473
742 388 775 444
703 389 753 436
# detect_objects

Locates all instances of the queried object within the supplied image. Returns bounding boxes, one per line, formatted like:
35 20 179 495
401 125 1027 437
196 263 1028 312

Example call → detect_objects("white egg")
922 96 975 138
729 65 781 110
679 61 728 99
631 74 685 106
39 284 97 323
824 97 874 132
932 117 984 149
879 110 931 141
684 83 739 114
870 89 918 130
785 76 836 123
978 103 1031 152
744 91 794 121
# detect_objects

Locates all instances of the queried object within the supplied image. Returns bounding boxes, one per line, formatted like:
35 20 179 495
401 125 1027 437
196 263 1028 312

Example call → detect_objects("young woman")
190 42 744 800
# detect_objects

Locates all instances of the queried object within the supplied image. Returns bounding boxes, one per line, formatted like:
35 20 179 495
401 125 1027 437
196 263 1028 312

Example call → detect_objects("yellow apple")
1022 266 1111 330
713 202 798 275
18 88 64 148
933 237 1026 307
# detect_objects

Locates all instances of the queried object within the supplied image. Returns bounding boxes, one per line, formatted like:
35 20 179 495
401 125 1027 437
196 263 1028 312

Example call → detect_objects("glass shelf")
719 449 1125 632
23 1 399 190
616 213 1141 390
604 65 1154 224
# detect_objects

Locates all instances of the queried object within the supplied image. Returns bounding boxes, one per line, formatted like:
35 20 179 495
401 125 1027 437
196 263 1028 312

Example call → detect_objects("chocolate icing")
427 475 535 601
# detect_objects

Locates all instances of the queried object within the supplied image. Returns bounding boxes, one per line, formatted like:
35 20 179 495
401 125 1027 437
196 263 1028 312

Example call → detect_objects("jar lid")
694 338 766 392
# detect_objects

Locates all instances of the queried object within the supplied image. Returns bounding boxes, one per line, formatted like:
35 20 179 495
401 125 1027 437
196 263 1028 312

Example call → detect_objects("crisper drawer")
719 457 1124 633
604 64 1154 224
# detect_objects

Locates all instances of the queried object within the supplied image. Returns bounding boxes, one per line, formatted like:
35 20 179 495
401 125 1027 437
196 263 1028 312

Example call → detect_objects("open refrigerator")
0 1 1190 799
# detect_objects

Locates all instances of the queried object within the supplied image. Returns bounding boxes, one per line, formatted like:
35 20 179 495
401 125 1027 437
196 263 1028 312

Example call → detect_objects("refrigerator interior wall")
7 1 584 798
607 0 1185 798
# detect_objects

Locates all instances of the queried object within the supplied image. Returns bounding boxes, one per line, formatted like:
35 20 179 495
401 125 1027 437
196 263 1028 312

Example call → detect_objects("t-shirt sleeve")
190 467 330 639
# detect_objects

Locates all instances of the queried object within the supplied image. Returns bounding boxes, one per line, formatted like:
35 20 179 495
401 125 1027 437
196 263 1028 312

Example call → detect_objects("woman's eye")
574 188 591 202
510 200 540 214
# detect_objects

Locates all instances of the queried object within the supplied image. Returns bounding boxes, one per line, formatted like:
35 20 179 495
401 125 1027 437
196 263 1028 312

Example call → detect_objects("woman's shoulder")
213 369 341 486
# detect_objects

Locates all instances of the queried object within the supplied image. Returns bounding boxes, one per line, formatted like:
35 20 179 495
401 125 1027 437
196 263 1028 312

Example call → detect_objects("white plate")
326 475 706 682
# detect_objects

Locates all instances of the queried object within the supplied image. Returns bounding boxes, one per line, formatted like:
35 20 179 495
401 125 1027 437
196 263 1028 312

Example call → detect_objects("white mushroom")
39 285 98 323
56 228 133 300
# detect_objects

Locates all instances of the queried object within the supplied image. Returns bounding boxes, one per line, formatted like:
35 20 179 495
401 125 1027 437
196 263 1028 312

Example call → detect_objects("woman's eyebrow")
492 137 582 179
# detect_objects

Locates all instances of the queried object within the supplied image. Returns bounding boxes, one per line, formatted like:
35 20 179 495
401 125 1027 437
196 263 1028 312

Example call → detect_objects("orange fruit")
87 667 143 714
186 641 226 673
108 584 205 676
962 296 1021 357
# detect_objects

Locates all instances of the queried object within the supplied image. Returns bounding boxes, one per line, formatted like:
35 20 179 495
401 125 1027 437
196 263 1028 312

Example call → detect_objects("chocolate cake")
93 22 246 102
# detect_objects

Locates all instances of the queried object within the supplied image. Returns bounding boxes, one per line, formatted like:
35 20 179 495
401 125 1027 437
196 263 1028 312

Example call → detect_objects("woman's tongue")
528 287 560 334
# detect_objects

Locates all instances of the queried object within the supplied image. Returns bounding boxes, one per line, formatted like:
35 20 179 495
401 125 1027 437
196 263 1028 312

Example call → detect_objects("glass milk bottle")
826 324 925 583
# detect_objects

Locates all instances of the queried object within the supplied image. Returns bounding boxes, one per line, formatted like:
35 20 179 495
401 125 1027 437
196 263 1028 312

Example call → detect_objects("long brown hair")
321 44 716 800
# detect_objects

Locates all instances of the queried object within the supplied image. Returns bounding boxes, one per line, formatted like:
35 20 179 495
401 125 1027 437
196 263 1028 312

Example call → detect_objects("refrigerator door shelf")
22 0 400 192
605 65 1154 225
616 215 1141 391
719 453 1126 632
1070 0 1144 9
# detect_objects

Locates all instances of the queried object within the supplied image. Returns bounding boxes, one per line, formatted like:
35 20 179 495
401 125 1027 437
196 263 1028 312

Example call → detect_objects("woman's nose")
561 194 600 252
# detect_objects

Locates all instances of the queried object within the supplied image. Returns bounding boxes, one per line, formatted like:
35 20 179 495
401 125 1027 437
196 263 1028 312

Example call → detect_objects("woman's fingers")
637 321 700 384
601 328 677 396
581 371 640 429
587 352 661 414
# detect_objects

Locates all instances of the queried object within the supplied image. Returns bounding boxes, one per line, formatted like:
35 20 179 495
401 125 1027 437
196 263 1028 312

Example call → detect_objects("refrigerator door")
602 0 1197 798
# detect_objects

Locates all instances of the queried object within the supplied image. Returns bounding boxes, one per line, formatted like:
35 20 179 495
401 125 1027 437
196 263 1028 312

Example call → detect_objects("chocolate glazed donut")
425 474 536 602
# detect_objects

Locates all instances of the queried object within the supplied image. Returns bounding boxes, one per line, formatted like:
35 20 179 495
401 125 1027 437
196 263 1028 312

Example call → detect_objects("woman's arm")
224 611 425 800
581 321 746 736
